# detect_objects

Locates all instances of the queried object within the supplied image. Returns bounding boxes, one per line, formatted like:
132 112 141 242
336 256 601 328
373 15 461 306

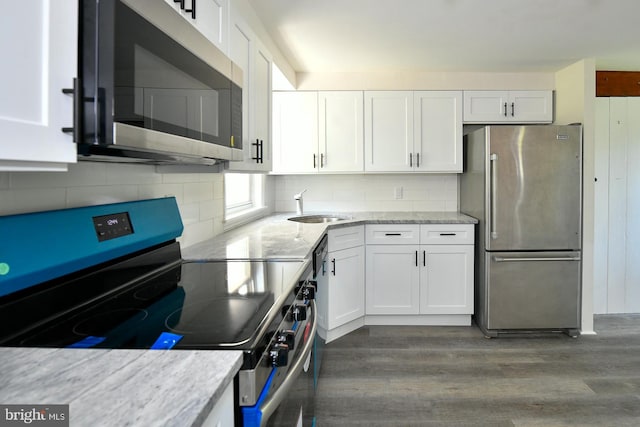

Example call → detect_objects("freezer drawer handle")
493 256 581 262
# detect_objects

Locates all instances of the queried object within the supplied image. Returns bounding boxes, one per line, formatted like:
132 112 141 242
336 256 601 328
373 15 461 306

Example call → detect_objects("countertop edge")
0 348 243 427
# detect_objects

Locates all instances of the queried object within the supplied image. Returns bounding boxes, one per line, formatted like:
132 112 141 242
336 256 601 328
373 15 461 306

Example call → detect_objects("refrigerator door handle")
490 153 498 240
492 256 581 262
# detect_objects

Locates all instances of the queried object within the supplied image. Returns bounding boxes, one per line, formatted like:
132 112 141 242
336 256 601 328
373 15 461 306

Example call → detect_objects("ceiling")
247 0 640 73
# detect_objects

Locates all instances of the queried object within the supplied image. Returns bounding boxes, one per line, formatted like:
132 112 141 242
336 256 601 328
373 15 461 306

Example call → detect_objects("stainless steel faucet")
294 189 307 215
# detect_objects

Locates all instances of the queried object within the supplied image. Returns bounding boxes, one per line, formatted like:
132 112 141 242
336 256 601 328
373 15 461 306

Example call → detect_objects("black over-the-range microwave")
72 0 243 165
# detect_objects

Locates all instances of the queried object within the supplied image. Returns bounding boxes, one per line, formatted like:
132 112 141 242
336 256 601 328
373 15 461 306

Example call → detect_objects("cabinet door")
164 0 228 52
272 92 318 173
0 1 77 171
327 246 365 329
318 91 364 173
420 245 474 314
226 15 272 172
414 91 463 172
252 42 273 171
364 91 414 172
366 245 420 314
463 91 510 123
509 91 553 123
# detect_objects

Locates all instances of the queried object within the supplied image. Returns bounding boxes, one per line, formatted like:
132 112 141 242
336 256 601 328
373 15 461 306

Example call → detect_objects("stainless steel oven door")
240 300 317 427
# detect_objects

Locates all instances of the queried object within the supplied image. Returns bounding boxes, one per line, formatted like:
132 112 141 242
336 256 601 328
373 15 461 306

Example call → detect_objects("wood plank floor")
313 315 640 426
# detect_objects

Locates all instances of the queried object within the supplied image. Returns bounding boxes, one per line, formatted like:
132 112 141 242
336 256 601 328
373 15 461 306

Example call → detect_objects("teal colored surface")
0 197 183 297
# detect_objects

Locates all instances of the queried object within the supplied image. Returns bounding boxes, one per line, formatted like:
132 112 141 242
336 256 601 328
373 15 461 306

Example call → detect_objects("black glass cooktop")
2 257 309 352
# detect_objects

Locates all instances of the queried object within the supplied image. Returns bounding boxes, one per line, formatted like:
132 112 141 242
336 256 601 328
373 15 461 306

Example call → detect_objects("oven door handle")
259 300 317 426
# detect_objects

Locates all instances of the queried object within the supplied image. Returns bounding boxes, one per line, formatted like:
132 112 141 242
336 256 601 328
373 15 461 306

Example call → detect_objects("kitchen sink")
287 214 351 224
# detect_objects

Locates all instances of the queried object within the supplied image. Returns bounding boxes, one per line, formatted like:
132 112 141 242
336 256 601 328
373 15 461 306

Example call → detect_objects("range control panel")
92 212 134 242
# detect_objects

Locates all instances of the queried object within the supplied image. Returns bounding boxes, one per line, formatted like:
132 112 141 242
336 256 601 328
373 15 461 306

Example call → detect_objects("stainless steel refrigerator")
459 125 582 337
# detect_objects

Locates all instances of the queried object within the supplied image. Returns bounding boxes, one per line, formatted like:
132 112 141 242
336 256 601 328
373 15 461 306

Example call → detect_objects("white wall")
554 58 597 334
0 162 274 248
274 174 458 213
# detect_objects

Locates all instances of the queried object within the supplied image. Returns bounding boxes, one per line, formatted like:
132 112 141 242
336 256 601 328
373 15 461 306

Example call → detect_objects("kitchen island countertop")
183 211 478 260
0 347 242 426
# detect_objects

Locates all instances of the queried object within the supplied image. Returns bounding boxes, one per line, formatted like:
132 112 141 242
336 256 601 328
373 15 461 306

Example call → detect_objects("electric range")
0 197 317 426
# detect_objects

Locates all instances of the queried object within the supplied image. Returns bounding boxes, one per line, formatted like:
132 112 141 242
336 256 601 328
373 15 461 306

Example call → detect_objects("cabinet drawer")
328 225 365 252
420 224 474 244
365 224 420 245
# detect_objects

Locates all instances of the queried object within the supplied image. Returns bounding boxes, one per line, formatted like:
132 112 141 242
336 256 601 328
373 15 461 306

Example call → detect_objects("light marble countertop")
0 348 242 427
183 211 478 261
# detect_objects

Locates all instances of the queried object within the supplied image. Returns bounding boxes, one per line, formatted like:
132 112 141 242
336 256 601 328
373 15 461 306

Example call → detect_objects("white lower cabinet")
318 226 365 343
420 245 474 314
327 245 365 328
366 244 420 314
365 224 474 324
201 380 234 427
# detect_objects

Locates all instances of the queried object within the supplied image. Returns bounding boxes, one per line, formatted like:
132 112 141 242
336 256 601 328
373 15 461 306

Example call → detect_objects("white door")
420 245 474 314
414 91 463 172
599 97 640 313
272 91 318 173
366 245 420 314
364 91 413 172
327 246 365 329
318 91 364 173
0 1 77 171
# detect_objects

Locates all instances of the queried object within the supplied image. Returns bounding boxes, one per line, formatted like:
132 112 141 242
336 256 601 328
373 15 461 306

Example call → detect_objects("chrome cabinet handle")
490 153 498 240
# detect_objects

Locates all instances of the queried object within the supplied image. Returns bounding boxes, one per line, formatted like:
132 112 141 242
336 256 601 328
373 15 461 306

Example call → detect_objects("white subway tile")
66 185 139 208
106 164 162 185
10 162 108 188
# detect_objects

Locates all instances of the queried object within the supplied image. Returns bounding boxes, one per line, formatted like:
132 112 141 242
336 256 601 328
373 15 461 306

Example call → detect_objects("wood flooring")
313 315 640 426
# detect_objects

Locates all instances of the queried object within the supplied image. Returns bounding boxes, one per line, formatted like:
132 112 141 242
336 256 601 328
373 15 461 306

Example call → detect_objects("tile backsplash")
274 174 458 213
2 164 460 248
0 162 231 248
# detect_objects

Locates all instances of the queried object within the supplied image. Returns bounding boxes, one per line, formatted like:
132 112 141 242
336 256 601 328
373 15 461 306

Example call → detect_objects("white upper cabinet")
364 91 462 173
164 0 229 52
414 91 463 172
227 12 273 172
0 1 78 171
364 91 414 172
272 91 318 173
463 90 553 123
318 91 364 173
272 91 364 174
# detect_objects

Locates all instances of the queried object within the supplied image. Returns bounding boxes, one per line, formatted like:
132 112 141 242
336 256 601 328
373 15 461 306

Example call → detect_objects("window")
224 173 265 225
